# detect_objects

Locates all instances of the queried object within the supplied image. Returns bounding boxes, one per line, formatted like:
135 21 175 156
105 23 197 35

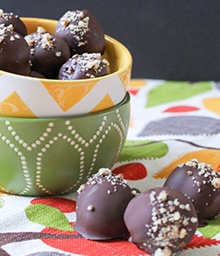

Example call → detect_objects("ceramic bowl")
0 92 130 196
0 18 132 118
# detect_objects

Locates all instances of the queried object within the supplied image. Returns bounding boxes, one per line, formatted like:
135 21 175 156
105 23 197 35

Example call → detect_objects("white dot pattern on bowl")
0 108 128 195
0 135 33 195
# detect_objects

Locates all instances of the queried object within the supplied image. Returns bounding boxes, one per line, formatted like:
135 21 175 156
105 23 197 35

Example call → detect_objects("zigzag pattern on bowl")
0 108 128 195
0 73 127 117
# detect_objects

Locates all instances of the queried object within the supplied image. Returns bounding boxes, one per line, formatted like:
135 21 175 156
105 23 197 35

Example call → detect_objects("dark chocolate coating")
0 11 27 36
0 25 30 75
124 187 198 255
55 10 105 54
59 53 109 80
29 70 45 78
75 168 136 240
164 159 220 226
25 28 71 79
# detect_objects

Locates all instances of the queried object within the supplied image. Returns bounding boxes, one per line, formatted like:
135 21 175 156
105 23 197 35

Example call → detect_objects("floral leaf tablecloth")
0 79 220 256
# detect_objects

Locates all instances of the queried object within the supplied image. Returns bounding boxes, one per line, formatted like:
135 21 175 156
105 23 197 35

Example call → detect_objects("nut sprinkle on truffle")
164 158 220 226
145 189 197 253
124 187 198 256
25 26 70 78
75 168 137 240
184 158 220 189
0 24 17 42
55 10 105 54
59 53 109 80
25 27 56 54
58 10 90 47
0 23 30 75
0 9 27 36
77 168 128 194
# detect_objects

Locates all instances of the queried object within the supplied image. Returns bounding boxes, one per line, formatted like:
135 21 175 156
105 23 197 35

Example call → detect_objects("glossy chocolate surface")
0 24 30 75
75 168 136 240
0 10 27 36
25 27 70 78
164 159 220 226
59 53 109 80
124 187 198 255
29 70 45 78
55 10 105 54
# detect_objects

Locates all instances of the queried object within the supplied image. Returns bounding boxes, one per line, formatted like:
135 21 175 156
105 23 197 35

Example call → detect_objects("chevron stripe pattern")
0 71 130 117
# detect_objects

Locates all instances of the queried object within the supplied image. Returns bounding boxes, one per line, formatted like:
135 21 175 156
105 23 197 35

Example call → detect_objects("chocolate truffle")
25 26 71 79
124 187 198 256
74 168 137 240
59 53 109 80
164 158 220 226
29 70 45 78
55 10 105 54
0 9 27 36
0 24 30 75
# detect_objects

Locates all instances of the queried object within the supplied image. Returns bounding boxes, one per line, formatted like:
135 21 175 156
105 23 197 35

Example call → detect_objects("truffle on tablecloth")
164 158 220 226
74 168 138 240
124 187 198 256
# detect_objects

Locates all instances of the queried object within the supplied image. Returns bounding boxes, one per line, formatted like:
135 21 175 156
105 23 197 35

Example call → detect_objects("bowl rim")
0 92 130 121
0 17 132 83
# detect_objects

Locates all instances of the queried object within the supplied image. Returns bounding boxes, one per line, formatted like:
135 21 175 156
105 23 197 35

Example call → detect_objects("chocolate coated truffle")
59 53 109 80
29 70 45 78
124 187 198 256
74 168 137 240
25 26 71 79
55 10 105 54
0 24 30 75
0 9 27 36
164 158 220 226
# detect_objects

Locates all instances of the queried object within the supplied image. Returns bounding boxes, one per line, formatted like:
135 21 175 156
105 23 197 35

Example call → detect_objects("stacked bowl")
0 18 132 196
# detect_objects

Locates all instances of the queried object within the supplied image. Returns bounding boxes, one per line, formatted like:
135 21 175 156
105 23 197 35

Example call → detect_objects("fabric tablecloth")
0 79 219 256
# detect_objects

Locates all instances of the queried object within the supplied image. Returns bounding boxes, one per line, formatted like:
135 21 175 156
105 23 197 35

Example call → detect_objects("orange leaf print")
203 97 220 115
154 149 220 179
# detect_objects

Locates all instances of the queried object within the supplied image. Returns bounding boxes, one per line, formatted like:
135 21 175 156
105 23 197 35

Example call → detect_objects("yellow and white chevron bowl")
0 18 132 118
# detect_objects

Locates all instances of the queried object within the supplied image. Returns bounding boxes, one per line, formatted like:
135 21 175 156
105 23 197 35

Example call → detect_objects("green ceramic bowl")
0 93 130 196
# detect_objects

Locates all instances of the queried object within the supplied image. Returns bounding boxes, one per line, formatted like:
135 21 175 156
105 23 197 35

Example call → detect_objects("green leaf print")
0 197 4 209
25 204 74 232
118 140 169 162
146 81 212 107
198 215 220 238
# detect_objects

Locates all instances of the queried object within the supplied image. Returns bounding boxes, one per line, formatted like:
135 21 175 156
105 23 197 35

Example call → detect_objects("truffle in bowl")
0 93 130 196
0 17 132 117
